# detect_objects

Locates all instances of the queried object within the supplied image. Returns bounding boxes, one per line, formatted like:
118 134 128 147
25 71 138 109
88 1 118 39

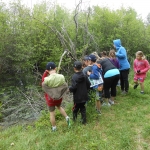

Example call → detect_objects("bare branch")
16 88 39 115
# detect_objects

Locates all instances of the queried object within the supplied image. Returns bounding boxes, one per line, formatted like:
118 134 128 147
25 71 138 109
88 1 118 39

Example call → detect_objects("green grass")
0 73 150 150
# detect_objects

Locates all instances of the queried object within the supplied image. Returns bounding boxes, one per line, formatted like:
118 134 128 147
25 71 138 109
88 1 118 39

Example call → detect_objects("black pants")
72 102 86 124
120 69 130 92
103 74 120 98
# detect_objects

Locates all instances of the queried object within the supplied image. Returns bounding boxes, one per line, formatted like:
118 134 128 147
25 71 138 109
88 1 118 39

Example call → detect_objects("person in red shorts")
42 62 70 131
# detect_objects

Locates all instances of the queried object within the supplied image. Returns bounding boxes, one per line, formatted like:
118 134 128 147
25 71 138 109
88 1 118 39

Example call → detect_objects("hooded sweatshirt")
113 39 130 70
69 71 91 103
41 71 63 106
44 73 65 87
42 73 68 100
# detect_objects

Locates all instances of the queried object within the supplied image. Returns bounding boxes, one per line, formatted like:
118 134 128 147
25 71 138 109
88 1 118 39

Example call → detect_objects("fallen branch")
57 50 68 73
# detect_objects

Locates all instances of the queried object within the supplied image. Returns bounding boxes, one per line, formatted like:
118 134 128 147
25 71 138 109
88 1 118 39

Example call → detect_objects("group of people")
41 39 150 131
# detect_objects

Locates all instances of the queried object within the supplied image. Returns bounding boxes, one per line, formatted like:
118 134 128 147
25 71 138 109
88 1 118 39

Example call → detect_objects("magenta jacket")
133 59 149 74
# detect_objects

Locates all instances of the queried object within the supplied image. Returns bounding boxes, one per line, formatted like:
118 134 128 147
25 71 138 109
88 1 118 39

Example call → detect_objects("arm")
85 76 91 89
82 68 87 76
69 77 77 92
140 60 150 73
133 60 137 73
116 59 120 69
41 70 49 86
89 65 99 79
115 47 126 59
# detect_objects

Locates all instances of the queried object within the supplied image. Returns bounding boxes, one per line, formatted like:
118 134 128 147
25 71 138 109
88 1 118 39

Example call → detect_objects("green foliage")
0 0 150 79
0 0 150 146
34 110 50 129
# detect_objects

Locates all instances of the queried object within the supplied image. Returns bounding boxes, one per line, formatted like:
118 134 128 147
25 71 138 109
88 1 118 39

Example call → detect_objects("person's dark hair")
99 51 107 57
102 51 107 56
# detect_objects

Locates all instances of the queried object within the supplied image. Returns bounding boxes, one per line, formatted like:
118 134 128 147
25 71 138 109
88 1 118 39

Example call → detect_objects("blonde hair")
96 57 104 62
136 51 146 60
91 51 100 60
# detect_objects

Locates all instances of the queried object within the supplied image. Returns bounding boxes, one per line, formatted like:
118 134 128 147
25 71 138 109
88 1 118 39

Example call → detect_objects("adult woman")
113 39 130 94
97 58 120 105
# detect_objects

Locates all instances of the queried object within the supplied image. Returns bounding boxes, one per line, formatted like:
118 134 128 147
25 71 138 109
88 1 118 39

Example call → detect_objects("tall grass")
0 72 150 150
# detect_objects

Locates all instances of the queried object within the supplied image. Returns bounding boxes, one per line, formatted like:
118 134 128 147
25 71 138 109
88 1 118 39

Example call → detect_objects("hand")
137 70 140 73
87 71 91 76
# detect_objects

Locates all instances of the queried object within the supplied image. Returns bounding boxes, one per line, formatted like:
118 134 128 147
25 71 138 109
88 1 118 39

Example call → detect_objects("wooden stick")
57 50 68 73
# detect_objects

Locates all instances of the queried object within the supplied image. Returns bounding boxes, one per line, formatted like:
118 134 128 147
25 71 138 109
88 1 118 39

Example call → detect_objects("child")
69 61 91 124
99 51 108 58
109 49 120 69
109 49 120 86
82 56 94 103
87 54 103 113
82 55 90 70
133 51 150 94
82 56 92 76
42 62 70 131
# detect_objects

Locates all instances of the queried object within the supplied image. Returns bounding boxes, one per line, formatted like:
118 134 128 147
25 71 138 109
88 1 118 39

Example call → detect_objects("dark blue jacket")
69 72 91 103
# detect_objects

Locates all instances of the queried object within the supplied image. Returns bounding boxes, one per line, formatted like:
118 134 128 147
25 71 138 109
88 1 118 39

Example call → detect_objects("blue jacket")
89 64 103 89
113 39 130 70
89 64 102 79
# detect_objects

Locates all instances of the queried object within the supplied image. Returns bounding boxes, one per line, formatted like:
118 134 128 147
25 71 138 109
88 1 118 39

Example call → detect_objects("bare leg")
96 100 101 111
111 96 114 101
104 98 111 106
134 81 138 84
140 82 144 91
133 80 139 90
57 106 67 117
110 96 115 105
57 106 70 126
50 111 56 127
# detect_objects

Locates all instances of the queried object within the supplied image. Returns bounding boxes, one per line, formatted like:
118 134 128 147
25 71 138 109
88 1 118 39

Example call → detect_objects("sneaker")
52 128 56 132
66 117 71 127
102 102 111 107
52 127 56 132
107 103 111 107
140 91 144 94
134 84 139 89
109 99 114 105
102 102 107 106
121 91 128 95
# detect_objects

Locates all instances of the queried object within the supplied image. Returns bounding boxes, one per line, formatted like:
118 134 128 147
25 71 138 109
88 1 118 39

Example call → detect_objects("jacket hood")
113 39 122 50
76 72 85 83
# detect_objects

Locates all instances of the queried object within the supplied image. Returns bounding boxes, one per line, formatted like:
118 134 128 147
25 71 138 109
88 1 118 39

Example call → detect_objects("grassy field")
0 72 150 150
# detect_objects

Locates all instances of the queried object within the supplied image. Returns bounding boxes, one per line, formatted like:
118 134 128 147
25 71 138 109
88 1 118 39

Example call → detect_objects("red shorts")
44 93 62 107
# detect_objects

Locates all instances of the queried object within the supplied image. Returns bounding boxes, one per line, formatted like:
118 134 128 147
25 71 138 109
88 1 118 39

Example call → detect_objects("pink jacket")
133 59 149 74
